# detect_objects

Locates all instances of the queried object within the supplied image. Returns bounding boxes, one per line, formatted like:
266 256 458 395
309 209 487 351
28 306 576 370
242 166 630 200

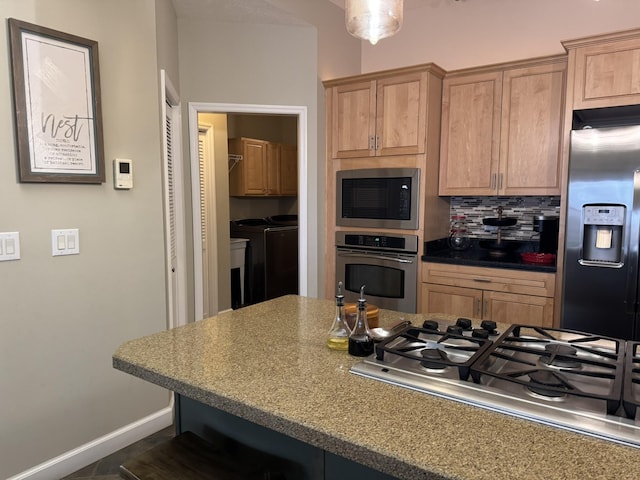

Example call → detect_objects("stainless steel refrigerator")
562 124 640 340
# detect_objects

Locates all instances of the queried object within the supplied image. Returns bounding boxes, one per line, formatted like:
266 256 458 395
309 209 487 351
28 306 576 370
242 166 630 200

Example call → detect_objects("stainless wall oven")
335 231 418 313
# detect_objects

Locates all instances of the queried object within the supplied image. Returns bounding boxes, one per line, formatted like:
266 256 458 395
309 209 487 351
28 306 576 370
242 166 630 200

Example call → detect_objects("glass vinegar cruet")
327 281 351 350
348 285 374 357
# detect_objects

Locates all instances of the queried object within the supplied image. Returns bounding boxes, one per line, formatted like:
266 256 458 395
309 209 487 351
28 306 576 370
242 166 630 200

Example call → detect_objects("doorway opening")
188 102 309 320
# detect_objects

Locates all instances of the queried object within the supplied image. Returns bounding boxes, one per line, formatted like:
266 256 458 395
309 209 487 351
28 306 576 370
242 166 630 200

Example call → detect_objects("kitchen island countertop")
113 295 640 480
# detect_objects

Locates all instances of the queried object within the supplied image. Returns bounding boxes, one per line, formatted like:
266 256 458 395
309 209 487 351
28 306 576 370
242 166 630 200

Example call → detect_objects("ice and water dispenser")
580 205 625 265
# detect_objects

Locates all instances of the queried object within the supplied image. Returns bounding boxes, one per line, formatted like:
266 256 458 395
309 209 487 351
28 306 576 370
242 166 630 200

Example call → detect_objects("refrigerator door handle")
625 170 640 314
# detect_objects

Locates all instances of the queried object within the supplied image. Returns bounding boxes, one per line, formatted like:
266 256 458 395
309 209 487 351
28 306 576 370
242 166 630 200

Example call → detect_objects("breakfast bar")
113 295 640 480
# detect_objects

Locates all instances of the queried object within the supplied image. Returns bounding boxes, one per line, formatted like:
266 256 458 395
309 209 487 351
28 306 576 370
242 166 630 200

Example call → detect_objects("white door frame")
188 102 308 320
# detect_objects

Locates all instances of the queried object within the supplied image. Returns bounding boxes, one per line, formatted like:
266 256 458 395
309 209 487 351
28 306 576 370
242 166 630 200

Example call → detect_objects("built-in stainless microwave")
336 168 420 230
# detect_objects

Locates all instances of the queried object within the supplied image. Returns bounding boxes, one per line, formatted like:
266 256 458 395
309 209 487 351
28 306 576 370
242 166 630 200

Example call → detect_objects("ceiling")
171 0 448 24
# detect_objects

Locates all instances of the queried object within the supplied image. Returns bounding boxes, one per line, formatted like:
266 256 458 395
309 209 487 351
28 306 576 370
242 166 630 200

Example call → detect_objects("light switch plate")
0 232 20 261
52 229 80 256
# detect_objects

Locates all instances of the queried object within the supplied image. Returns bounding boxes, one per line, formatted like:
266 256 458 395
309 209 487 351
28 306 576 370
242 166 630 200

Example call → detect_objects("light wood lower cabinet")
421 263 555 328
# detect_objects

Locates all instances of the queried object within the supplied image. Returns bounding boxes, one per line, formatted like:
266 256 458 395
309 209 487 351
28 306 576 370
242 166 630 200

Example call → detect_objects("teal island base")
175 394 399 480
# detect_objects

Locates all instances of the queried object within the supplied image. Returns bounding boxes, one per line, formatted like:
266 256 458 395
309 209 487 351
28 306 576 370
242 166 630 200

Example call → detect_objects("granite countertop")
113 295 639 480
422 238 557 273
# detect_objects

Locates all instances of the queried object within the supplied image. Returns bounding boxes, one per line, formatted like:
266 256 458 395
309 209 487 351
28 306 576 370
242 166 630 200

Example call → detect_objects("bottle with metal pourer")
348 285 374 357
327 281 351 350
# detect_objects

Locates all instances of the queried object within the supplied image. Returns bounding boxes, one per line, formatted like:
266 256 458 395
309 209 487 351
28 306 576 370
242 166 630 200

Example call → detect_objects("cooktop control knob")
422 320 439 331
447 325 463 335
472 328 489 339
480 320 498 335
456 318 473 330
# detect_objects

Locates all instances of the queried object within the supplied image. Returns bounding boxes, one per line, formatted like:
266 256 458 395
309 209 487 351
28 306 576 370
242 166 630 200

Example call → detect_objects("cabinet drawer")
422 263 555 297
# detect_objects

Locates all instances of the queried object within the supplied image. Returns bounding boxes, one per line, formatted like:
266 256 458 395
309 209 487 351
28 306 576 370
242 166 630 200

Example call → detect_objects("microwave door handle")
337 252 414 264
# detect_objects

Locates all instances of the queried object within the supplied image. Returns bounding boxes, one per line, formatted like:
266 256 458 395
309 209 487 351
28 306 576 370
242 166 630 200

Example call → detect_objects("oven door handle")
336 252 415 264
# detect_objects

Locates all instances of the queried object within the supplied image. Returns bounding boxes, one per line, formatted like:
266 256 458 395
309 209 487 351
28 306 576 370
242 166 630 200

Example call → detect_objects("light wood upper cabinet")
564 29 640 110
265 142 281 195
327 67 443 159
376 73 427 156
499 62 565 195
279 144 298 196
229 137 269 196
439 71 502 195
439 56 566 196
330 81 376 158
229 137 297 197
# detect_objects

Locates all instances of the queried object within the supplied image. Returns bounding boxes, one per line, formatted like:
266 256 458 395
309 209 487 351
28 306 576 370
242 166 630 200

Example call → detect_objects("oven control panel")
336 231 418 253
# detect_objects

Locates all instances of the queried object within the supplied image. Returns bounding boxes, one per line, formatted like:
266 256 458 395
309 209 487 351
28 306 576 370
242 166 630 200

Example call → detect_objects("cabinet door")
229 138 268 196
376 72 426 156
499 61 565 195
279 144 298 196
421 283 482 318
484 291 554 328
242 139 268 195
573 37 640 109
439 71 502 195
265 142 281 195
330 81 376 158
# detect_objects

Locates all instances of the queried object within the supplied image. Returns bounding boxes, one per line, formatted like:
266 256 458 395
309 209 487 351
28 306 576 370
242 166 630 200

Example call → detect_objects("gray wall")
0 0 170 477
177 20 321 314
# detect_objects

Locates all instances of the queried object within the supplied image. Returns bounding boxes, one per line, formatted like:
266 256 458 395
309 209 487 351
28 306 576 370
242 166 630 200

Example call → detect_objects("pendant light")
345 0 404 45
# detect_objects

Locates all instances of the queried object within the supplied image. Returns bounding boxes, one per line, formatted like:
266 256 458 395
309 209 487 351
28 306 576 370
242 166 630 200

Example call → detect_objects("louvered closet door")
165 105 179 327
198 130 210 317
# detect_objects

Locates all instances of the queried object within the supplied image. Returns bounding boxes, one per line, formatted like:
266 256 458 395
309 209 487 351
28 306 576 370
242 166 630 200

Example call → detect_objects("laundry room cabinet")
228 137 297 196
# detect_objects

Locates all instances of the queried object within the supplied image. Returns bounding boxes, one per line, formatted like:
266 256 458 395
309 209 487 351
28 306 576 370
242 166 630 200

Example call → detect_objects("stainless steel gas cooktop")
350 320 640 448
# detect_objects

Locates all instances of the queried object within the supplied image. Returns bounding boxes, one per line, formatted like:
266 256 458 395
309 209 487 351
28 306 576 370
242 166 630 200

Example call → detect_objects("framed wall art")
8 18 105 183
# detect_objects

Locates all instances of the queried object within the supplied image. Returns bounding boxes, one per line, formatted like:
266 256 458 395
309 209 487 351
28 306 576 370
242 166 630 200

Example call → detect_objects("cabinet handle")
375 135 379 151
498 173 503 190
490 173 496 190
475 299 481 317
472 278 492 283
483 300 488 317
369 136 375 150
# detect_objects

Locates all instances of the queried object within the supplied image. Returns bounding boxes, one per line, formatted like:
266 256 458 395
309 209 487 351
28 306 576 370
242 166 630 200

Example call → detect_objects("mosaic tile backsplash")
449 196 561 240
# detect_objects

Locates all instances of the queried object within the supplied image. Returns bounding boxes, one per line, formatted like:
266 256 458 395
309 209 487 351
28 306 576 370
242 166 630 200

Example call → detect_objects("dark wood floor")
60 426 175 480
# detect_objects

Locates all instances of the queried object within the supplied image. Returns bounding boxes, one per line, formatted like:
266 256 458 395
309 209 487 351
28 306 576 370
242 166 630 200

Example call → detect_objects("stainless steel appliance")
351 320 640 449
336 168 420 230
230 219 298 306
562 125 640 340
335 231 418 313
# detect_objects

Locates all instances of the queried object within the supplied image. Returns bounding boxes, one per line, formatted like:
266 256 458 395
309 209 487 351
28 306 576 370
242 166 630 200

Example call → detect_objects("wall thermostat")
113 158 133 189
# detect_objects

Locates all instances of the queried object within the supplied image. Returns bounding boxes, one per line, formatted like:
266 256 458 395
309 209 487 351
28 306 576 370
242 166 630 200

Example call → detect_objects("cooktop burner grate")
351 321 640 449
470 325 624 415
374 325 493 381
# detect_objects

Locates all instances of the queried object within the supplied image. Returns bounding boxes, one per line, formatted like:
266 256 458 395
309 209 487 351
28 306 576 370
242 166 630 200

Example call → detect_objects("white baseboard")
7 405 173 480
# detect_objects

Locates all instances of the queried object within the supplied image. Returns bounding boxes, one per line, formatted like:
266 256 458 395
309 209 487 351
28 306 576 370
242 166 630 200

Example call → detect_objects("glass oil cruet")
327 281 351 350
348 285 374 357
